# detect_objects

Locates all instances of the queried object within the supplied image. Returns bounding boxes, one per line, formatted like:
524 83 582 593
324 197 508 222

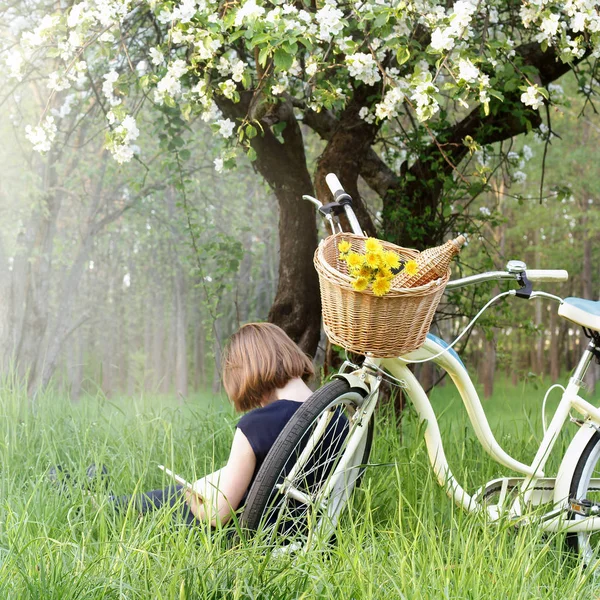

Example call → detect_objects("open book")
157 464 205 499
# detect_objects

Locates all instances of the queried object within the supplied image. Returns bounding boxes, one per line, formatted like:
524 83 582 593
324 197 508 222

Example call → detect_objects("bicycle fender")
554 422 598 507
331 373 371 397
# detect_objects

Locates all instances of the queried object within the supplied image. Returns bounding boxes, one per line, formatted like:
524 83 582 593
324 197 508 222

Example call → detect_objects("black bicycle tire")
240 379 372 534
566 430 600 554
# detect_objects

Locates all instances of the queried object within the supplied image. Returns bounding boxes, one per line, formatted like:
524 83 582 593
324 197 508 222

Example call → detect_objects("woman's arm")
185 428 256 526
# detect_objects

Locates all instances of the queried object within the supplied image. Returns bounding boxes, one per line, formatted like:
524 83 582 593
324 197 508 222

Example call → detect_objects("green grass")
1 375 600 599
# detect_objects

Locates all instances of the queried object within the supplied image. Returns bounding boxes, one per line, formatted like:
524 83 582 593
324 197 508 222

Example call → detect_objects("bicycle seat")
558 297 600 332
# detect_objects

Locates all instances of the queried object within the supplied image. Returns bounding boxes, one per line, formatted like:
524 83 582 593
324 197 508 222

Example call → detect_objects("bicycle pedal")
569 498 600 517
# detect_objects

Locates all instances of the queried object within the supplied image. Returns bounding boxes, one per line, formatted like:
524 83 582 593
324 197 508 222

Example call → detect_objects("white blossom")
22 14 60 48
149 47 164 66
6 50 24 81
375 86 405 120
214 157 224 172
306 60 318 77
48 71 71 91
315 4 344 41
201 101 221 123
154 59 188 103
119 115 140 142
522 144 534 161
216 118 235 138
172 0 198 23
272 77 288 95
112 144 134 163
108 114 140 164
431 27 455 51
102 70 121 106
410 75 439 121
452 0 476 25
231 59 246 82
457 58 479 83
98 31 115 43
234 0 265 27
521 85 544 110
358 106 375 124
346 53 381 86
571 12 587 33
538 13 561 42
68 2 91 28
53 94 77 119
25 116 57 153
219 79 237 99
157 8 173 24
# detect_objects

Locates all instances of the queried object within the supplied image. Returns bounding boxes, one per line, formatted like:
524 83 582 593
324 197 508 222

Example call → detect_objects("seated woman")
111 322 315 526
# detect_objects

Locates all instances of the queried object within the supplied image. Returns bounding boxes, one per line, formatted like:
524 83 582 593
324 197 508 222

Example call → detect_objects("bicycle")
240 174 600 562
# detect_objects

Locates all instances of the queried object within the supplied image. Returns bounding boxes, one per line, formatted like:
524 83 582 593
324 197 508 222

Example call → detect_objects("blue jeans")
110 485 200 525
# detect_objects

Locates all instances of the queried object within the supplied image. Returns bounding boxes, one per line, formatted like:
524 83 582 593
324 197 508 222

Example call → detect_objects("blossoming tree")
6 0 599 353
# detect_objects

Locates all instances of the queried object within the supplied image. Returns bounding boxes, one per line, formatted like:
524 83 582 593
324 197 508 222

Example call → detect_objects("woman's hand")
184 489 204 519
183 430 256 525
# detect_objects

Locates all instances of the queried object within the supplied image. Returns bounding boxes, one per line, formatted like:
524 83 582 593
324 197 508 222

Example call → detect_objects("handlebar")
323 172 363 235
525 270 569 282
316 173 570 292
446 269 568 292
325 174 349 202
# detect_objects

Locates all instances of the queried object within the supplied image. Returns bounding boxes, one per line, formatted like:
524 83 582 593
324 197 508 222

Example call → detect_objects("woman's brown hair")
222 322 314 412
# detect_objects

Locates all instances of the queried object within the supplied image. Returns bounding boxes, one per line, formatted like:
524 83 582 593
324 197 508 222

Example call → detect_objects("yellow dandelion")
383 250 400 270
352 276 369 292
365 237 383 253
376 268 393 281
346 252 364 268
358 265 372 278
404 260 418 277
365 251 380 268
372 277 392 296
338 240 351 254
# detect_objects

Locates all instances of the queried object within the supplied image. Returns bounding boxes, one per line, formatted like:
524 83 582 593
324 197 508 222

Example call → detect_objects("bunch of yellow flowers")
338 237 418 297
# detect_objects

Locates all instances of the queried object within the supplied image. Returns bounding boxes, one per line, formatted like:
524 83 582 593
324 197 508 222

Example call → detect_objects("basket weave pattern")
315 233 449 358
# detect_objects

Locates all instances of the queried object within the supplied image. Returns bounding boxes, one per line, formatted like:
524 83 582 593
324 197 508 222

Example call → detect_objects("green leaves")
257 46 270 67
273 48 293 72
396 46 411 66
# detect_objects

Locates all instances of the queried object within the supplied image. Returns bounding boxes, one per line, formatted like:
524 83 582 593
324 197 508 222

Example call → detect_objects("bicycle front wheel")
567 429 600 561
241 380 373 547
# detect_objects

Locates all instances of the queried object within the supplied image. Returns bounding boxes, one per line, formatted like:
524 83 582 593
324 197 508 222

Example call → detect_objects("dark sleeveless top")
236 399 302 483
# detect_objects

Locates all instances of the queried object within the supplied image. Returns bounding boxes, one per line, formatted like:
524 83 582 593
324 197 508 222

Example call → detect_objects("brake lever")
302 195 337 235
515 272 533 299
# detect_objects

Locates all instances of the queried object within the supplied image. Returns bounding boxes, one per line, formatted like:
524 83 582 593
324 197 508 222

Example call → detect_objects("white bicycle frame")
332 317 600 533
309 173 600 534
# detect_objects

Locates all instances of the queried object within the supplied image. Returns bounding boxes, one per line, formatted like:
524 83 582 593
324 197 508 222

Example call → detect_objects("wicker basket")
314 233 449 358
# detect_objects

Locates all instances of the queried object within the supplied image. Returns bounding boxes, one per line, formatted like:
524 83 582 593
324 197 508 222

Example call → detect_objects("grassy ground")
1 374 600 599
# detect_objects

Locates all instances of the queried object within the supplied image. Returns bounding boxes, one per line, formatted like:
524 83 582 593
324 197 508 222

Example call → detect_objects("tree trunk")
174 266 188 400
211 319 223 395
218 96 321 355
0 231 9 372
193 313 205 391
163 292 176 394
511 332 519 387
166 187 188 400
152 289 166 392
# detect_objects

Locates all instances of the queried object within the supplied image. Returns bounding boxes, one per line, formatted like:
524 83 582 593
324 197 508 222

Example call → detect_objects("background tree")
6 0 599 356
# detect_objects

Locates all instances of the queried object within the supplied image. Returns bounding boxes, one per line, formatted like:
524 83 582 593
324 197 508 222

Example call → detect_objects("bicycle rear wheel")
241 380 373 547
567 430 600 562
